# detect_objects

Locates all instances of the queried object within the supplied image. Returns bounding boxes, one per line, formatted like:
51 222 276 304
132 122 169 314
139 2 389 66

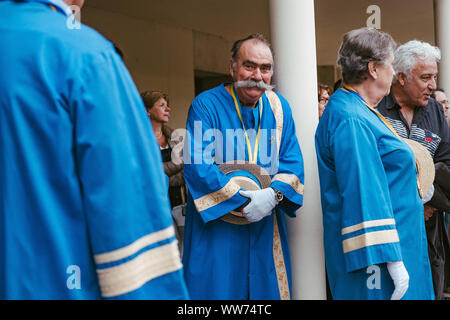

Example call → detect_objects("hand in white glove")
239 188 277 223
387 261 409 300
422 184 434 204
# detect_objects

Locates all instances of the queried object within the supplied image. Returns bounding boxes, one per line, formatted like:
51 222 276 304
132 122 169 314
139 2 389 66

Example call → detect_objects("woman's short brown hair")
318 83 331 100
337 27 396 85
140 90 169 112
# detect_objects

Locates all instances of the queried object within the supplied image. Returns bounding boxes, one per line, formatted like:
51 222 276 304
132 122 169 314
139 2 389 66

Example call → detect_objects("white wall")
84 0 271 42
82 7 195 130
82 0 272 130
82 0 437 129
315 0 435 73
193 31 231 75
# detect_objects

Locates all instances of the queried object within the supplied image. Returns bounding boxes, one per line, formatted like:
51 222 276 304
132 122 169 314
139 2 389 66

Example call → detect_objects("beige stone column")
269 0 326 300
435 0 450 123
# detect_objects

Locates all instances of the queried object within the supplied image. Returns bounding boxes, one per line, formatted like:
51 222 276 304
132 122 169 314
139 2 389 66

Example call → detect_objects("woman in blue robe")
315 28 434 300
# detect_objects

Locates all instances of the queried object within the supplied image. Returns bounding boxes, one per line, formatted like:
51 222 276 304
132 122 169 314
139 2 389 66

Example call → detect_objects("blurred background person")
333 78 343 93
431 88 450 298
142 90 187 254
431 88 449 250
318 83 331 119
431 88 449 120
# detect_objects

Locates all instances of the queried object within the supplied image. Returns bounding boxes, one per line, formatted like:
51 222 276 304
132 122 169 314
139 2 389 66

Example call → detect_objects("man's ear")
229 60 236 79
368 61 378 80
396 72 407 86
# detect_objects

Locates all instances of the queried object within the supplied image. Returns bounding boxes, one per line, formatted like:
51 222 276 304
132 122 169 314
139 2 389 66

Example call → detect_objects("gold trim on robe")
193 180 241 212
273 211 291 300
93 226 182 297
265 90 291 300
272 173 304 196
341 218 396 236
94 226 175 264
265 90 283 157
342 229 400 254
96 241 182 297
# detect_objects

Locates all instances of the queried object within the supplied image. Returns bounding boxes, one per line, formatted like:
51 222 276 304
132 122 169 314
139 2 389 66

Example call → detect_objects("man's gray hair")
231 33 272 62
230 33 274 75
393 40 441 82
337 27 396 85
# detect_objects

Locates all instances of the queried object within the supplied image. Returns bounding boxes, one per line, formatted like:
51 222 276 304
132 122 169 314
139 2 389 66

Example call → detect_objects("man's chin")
421 95 431 106
236 87 262 104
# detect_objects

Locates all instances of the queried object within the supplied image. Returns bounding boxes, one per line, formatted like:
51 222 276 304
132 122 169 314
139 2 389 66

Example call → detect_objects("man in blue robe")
183 34 304 299
0 0 188 299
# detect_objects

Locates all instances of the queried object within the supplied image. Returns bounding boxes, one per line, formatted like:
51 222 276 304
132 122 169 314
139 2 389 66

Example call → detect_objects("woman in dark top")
141 90 187 252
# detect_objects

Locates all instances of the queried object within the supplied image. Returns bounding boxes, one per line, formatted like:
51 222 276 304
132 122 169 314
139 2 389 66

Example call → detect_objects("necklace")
154 130 163 139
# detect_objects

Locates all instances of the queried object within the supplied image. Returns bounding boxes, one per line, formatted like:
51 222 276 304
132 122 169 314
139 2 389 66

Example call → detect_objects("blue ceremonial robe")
183 84 304 299
315 88 434 300
0 0 188 299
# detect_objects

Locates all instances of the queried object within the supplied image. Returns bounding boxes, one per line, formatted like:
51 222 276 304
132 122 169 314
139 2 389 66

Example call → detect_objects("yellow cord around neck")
230 84 263 164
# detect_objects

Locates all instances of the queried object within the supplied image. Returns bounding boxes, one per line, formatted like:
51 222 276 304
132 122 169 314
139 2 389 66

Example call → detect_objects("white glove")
239 188 277 223
422 184 434 204
387 261 409 300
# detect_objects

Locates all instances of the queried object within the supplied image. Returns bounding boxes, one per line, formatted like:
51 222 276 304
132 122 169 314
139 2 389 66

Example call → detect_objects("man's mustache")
234 80 275 91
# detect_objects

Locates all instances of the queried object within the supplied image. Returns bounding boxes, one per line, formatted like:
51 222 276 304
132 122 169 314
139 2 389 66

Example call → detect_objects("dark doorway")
194 70 232 97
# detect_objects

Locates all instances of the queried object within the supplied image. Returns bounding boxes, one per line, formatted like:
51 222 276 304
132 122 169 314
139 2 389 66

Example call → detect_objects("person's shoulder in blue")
0 0 189 300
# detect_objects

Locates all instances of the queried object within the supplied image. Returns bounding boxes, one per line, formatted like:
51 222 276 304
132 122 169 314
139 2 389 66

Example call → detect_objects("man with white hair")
183 34 304 299
377 40 450 300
